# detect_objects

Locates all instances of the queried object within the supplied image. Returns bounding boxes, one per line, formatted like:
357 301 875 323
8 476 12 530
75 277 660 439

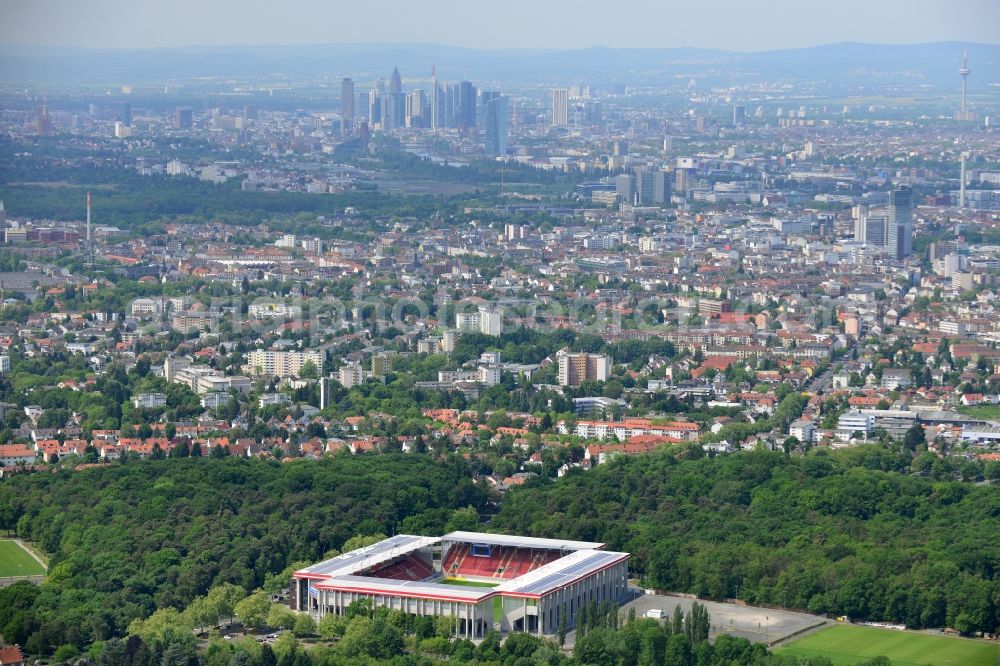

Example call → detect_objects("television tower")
957 50 972 121
86 191 91 242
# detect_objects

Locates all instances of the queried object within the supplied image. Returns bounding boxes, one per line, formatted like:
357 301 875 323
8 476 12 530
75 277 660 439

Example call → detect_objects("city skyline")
2 0 999 52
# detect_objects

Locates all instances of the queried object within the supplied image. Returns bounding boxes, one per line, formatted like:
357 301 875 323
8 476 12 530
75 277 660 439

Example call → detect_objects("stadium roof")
295 534 439 579
296 533 629 600
315 574 494 602
442 531 604 552
495 549 630 598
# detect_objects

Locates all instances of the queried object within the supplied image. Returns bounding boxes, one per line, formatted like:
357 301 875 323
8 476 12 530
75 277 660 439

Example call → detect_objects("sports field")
438 578 498 588
777 624 998 666
0 540 46 577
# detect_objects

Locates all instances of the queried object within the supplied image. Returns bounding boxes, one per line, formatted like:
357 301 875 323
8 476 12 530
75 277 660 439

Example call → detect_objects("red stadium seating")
370 553 435 581
443 544 561 581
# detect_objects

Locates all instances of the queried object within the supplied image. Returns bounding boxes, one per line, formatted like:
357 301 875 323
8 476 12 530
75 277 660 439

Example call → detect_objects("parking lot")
620 593 829 645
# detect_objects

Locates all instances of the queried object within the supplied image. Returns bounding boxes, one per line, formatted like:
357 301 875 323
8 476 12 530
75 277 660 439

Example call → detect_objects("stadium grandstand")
291 531 630 638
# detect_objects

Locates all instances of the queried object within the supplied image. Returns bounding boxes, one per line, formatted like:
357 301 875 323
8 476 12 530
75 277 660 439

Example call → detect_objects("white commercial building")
836 410 874 441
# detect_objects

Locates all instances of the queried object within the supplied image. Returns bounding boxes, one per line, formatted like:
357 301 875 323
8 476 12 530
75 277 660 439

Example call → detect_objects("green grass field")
438 578 499 588
958 404 1000 421
0 540 46 577
777 624 998 666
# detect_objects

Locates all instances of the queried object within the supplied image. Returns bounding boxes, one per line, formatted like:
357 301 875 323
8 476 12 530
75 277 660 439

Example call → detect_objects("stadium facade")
291 531 630 638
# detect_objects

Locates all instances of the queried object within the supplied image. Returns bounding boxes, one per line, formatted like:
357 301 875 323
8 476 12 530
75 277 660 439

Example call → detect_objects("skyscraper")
551 89 569 126
635 170 671 205
341 78 355 131
445 83 460 128
406 90 426 128
484 95 508 157
479 91 500 127
368 90 381 129
389 67 402 95
175 108 193 129
119 102 132 127
458 81 477 129
357 92 369 120
854 211 888 247
732 105 746 126
887 188 913 259
430 66 441 131
381 93 400 130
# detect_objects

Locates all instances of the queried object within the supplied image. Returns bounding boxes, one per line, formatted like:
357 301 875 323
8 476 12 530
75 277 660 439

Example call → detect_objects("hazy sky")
2 0 999 51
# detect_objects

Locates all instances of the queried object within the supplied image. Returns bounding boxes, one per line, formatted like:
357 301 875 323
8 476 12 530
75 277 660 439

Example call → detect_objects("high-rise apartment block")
244 349 324 378
557 350 611 387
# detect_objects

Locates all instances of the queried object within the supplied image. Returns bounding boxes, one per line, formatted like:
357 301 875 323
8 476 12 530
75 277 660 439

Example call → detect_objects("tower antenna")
958 50 972 121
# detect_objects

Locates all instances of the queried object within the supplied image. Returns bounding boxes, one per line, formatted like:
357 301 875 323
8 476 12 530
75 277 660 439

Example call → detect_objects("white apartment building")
0 444 37 466
245 349 324 378
417 337 443 354
201 392 231 410
455 307 503 336
788 419 815 443
455 312 481 332
479 365 502 386
132 392 167 409
338 361 365 388
248 302 304 319
259 393 292 408
131 298 165 316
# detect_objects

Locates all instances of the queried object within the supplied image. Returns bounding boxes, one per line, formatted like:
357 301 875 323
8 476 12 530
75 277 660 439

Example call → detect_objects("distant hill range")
0 41 997 92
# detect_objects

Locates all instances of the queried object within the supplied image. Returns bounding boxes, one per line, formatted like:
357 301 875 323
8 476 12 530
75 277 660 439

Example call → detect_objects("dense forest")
493 446 1000 635
0 455 487 654
0 448 997 662
0 172 445 229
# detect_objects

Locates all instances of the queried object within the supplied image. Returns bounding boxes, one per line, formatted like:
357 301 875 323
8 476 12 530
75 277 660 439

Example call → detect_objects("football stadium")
291 531 631 638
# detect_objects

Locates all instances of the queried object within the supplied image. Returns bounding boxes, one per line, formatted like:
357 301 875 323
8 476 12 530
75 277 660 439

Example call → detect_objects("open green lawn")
777 624 998 666
438 578 499 588
958 404 1000 421
0 540 46 577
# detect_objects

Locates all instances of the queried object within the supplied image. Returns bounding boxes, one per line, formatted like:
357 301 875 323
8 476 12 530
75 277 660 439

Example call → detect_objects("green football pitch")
0 540 46 577
438 578 498 588
777 624 998 666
